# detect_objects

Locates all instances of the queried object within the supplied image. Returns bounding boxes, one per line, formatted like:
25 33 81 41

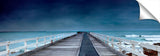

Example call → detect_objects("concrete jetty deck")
30 33 83 56
79 33 99 56
19 32 122 56
89 34 117 56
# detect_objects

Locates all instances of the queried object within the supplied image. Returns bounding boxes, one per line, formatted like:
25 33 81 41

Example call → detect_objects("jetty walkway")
26 32 119 56
1 32 160 56
17 32 122 56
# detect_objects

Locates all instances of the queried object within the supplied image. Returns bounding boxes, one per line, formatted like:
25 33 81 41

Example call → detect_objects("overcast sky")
0 0 160 31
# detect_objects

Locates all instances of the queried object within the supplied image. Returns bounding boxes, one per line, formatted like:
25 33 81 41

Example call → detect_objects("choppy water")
93 31 160 42
2 31 159 42
0 31 74 42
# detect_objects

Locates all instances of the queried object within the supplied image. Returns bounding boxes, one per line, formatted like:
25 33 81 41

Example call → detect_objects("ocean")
94 31 160 42
0 31 75 42
1 31 160 42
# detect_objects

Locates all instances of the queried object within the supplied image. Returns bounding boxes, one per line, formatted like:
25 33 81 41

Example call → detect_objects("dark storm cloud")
0 0 160 31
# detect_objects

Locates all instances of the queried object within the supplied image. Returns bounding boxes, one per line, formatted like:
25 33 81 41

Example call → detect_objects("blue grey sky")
0 0 160 31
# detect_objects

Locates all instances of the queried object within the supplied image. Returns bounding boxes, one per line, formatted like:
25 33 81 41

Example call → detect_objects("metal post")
158 52 160 56
24 41 27 52
119 40 122 52
44 37 46 45
6 41 10 56
51 40 53 44
111 38 114 48
100 35 105 42
36 38 39 48
132 44 135 50
139 46 144 55
107 37 109 45
156 46 160 56
132 44 136 56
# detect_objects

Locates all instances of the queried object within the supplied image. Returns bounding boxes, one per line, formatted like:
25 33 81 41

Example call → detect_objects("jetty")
0 32 160 56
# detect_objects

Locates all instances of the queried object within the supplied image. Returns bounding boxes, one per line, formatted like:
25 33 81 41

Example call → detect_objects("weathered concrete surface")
89 34 126 56
29 33 83 56
19 32 125 56
88 34 117 56
79 32 99 56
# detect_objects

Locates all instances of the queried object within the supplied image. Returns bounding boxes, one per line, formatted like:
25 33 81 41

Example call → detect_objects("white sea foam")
125 35 160 38
141 35 160 37
125 34 140 37
145 38 160 41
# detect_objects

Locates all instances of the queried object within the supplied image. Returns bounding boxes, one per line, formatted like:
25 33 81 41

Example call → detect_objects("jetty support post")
44 37 46 45
36 38 39 48
132 44 136 56
50 35 53 44
50 36 53 44
158 52 160 56
157 46 160 56
107 37 109 45
51 40 53 44
6 41 10 56
111 38 114 48
119 40 122 53
139 46 144 55
24 41 27 52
